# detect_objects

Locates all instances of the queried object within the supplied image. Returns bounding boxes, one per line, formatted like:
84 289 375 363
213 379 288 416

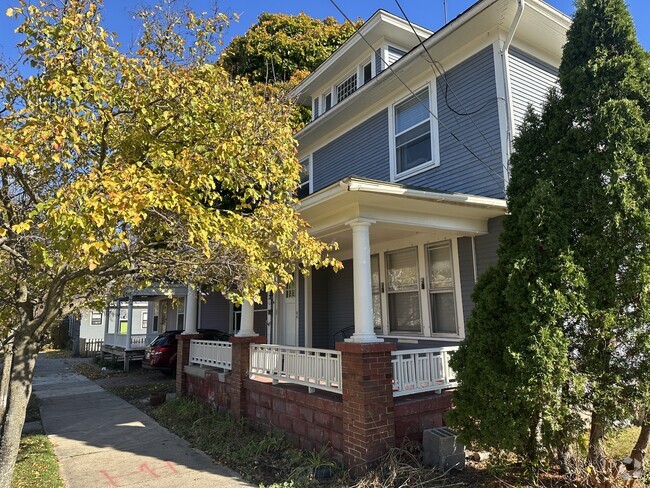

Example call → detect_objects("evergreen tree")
449 0 650 475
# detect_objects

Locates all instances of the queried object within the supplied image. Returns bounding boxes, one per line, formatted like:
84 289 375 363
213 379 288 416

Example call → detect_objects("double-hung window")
297 157 311 199
371 254 382 331
386 247 421 333
426 242 457 334
394 87 433 176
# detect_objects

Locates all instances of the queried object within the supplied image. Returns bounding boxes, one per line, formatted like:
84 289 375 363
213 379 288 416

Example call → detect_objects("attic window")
312 98 320 120
362 62 372 85
324 92 332 111
387 46 407 65
336 73 357 103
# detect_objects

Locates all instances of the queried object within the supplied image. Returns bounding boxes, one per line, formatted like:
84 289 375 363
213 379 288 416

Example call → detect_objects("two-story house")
174 0 570 470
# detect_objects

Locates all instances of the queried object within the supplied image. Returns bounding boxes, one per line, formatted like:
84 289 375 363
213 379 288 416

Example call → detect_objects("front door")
278 279 298 346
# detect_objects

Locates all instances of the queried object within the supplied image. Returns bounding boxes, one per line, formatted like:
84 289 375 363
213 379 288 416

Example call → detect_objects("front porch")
177 331 458 470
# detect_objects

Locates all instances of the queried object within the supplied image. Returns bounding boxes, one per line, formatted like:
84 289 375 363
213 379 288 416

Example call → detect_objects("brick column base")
336 341 397 475
230 335 267 418
176 333 203 396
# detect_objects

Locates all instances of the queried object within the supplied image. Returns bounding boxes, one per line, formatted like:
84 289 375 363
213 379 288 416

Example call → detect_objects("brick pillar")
336 341 397 474
229 335 266 418
176 333 202 395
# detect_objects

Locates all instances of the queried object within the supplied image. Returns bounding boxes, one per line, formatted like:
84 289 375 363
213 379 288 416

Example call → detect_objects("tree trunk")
588 412 607 471
629 412 650 472
0 342 13 429
0 338 38 488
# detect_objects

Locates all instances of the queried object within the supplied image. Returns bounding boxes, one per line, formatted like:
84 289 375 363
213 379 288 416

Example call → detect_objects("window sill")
394 161 440 182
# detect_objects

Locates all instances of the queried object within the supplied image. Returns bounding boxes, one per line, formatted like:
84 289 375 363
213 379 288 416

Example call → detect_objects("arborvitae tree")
449 0 650 477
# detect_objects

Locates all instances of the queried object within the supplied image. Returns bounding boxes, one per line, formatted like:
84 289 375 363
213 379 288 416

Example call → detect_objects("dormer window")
313 98 320 119
336 73 357 103
324 92 332 111
362 61 372 85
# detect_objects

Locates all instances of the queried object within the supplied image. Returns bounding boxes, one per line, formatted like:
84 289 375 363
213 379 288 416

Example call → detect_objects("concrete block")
423 427 465 471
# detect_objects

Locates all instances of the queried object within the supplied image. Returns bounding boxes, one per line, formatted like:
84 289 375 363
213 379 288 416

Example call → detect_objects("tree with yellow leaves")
0 1 338 484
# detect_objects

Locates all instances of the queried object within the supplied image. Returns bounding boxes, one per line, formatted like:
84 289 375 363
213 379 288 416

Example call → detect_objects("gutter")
342 178 507 209
500 0 525 186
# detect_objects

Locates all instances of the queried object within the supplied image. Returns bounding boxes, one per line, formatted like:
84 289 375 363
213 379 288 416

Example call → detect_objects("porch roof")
298 177 507 251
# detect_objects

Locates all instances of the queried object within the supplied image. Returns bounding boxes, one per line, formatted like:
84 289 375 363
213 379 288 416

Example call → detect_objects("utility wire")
327 0 505 184
393 0 505 176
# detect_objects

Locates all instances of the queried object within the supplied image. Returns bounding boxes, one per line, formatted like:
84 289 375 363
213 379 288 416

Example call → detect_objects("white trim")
493 41 512 187
304 273 312 347
471 236 478 284
451 238 465 337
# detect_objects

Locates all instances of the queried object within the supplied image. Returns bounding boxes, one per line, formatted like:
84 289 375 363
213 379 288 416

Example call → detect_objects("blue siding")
402 47 505 198
457 237 476 325
199 292 231 333
509 48 558 136
475 216 503 277
311 268 330 349
312 110 390 192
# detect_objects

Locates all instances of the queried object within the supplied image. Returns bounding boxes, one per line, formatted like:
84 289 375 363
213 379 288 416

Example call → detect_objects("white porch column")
347 219 382 343
236 300 258 337
182 285 198 335
126 296 134 349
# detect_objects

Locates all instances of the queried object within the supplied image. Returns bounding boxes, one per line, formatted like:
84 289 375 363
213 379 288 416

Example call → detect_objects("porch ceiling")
298 177 507 251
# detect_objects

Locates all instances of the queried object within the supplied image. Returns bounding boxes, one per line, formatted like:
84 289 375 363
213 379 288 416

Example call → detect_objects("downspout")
500 0 525 187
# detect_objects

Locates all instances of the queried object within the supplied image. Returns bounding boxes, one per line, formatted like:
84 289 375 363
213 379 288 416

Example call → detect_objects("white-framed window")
90 311 103 326
374 237 463 338
141 311 148 329
297 156 311 199
312 97 320 120
426 242 457 334
324 91 332 112
336 72 357 103
360 58 372 86
386 247 422 333
176 297 185 329
391 85 438 179
371 254 382 331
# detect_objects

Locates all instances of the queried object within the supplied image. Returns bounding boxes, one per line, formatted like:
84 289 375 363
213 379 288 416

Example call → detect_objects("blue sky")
0 1 648 61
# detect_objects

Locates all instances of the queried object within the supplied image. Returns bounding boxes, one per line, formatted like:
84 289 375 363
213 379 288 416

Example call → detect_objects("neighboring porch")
101 285 190 370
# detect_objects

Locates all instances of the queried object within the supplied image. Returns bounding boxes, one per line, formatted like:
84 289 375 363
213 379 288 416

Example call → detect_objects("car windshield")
149 335 171 347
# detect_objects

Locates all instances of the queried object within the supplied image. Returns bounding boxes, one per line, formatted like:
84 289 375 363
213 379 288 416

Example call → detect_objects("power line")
393 0 505 175
327 0 505 185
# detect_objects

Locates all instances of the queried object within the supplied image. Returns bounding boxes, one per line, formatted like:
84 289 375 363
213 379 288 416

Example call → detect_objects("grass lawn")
11 434 64 488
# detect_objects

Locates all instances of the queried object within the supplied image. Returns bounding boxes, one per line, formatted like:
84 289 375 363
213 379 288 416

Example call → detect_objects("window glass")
395 88 432 174
363 62 372 84
386 248 421 333
141 311 148 329
336 73 357 103
312 98 320 119
176 297 185 330
325 93 332 111
427 243 457 334
91 312 103 326
371 254 382 331
297 158 310 199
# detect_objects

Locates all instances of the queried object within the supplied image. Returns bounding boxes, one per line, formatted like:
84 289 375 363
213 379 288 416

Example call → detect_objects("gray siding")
509 48 558 136
457 237 476 325
199 292 231 333
312 110 390 192
311 268 330 349
310 260 355 349
403 47 505 198
475 216 503 277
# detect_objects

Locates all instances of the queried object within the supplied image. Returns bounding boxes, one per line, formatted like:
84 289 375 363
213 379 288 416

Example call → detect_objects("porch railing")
249 344 342 394
103 333 153 350
392 346 458 397
189 340 232 370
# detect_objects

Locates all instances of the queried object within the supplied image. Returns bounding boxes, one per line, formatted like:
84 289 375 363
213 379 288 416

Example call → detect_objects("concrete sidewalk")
33 357 252 488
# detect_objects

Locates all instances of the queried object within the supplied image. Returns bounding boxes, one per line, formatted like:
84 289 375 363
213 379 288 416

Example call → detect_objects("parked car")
143 329 231 374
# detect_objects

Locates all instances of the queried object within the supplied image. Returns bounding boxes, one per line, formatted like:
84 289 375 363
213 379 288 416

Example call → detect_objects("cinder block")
422 427 465 471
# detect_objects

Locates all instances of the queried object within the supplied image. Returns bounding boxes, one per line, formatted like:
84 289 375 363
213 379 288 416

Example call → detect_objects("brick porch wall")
394 391 453 445
179 337 454 473
244 380 344 462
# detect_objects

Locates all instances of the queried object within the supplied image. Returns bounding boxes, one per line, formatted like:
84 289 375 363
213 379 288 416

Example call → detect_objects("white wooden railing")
104 333 153 350
392 346 458 397
189 340 232 370
249 344 342 394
